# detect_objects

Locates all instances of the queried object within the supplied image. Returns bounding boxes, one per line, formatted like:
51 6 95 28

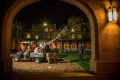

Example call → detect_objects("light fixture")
112 6 118 21
71 28 74 32
43 22 48 26
108 6 118 22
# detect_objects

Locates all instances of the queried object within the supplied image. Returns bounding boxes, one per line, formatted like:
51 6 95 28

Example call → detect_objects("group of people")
16 43 33 59
15 41 87 64
16 41 57 63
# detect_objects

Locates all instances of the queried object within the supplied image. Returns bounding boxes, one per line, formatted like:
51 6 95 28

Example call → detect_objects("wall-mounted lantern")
108 6 118 22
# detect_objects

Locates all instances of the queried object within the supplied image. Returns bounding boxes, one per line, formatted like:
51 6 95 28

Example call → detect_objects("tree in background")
60 16 90 43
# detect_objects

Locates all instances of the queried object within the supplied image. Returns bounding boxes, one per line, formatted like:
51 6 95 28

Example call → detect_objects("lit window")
26 33 31 39
35 35 38 39
78 34 82 38
45 27 48 32
72 34 75 38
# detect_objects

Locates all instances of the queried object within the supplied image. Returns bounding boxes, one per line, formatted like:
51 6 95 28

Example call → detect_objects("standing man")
43 41 51 63
79 42 87 63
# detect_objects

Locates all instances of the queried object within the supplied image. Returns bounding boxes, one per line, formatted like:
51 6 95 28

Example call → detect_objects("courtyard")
13 60 80 73
13 50 91 73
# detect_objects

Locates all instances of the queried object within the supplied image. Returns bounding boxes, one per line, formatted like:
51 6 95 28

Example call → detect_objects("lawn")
59 49 91 71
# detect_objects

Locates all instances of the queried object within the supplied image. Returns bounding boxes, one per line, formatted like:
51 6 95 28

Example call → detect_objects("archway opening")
2 0 98 76
11 0 91 73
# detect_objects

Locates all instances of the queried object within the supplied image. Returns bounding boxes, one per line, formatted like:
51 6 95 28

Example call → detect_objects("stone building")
1 0 120 80
17 23 90 51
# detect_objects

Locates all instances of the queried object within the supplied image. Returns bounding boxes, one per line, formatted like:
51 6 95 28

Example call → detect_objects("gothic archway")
1 0 98 75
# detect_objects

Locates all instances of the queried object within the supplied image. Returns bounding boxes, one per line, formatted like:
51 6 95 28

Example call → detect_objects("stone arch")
1 0 98 74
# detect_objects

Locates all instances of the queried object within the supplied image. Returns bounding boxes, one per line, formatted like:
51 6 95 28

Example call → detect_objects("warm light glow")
43 22 48 26
35 35 38 39
26 33 31 38
113 6 118 21
71 34 75 38
45 27 48 32
108 7 113 21
71 28 74 32
108 6 118 22
102 22 120 35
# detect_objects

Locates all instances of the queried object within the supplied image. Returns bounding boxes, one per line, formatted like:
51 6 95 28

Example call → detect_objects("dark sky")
15 0 88 29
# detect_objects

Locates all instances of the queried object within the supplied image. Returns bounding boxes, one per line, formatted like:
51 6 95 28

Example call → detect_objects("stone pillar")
90 38 96 73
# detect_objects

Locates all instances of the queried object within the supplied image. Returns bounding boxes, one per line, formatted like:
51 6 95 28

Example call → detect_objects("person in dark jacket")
43 41 50 53
79 42 87 63
43 41 51 62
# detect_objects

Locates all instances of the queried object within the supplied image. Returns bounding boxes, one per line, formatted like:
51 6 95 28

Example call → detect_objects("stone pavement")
13 60 80 73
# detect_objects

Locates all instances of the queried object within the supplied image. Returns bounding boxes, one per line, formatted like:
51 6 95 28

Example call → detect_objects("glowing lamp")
112 6 118 21
108 6 118 22
43 22 48 26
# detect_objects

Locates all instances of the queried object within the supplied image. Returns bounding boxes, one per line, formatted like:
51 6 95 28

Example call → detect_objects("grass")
59 50 91 71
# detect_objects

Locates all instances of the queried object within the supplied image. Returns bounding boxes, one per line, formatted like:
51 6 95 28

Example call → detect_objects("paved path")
13 60 80 72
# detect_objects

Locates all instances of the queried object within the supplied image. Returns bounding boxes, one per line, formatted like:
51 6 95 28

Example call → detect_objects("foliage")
68 16 83 30
60 16 90 42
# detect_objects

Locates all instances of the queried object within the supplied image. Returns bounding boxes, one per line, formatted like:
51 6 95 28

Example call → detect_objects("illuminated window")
35 35 38 39
26 33 31 38
78 34 82 38
64 43 69 49
71 43 76 49
57 43 61 49
72 34 75 38
45 27 48 32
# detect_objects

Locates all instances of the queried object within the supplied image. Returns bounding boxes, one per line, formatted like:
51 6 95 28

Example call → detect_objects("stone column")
90 37 96 73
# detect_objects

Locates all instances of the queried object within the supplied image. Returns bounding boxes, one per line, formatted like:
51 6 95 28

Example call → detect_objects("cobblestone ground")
13 60 80 72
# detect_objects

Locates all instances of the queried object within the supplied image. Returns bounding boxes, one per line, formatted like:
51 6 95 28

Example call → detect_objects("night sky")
15 0 88 29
